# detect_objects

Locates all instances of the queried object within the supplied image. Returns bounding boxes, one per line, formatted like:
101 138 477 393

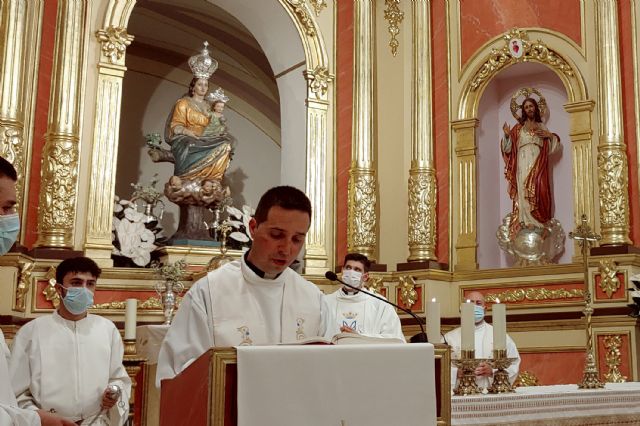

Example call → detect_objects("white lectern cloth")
237 343 436 426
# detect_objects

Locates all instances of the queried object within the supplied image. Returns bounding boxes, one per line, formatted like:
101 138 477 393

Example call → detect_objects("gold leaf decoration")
285 0 315 37
308 0 326 16
398 275 418 308
603 335 627 383
14 260 34 312
384 0 404 57
42 267 60 309
95 26 134 65
598 259 620 299
514 371 540 387
483 287 583 303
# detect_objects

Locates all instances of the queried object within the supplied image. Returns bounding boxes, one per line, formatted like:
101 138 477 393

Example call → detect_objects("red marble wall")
335 1 354 267
24 0 57 248
519 350 585 385
459 0 582 67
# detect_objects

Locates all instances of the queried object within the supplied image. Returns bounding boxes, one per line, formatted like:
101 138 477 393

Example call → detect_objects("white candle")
461 301 475 351
492 300 507 351
427 298 441 343
124 298 138 340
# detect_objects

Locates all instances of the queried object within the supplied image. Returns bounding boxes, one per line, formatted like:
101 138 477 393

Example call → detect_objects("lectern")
160 344 451 426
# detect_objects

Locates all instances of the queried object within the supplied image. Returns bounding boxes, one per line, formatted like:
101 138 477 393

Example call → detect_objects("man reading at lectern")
156 186 325 386
322 253 405 341
444 291 520 390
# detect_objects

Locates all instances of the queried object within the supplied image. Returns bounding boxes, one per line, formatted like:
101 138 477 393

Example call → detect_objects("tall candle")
427 298 441 343
124 298 138 340
461 301 475 351
492 300 507 350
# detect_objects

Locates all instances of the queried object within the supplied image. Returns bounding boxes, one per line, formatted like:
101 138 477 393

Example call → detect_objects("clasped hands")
456 361 494 378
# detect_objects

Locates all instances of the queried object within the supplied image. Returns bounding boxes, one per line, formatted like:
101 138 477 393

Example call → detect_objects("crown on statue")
188 41 218 79
207 87 230 104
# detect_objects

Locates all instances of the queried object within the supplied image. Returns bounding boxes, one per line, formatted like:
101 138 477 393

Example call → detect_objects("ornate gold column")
407 0 436 262
452 118 478 270
347 0 378 260
83 27 133 264
595 0 631 246
35 0 88 249
0 0 42 241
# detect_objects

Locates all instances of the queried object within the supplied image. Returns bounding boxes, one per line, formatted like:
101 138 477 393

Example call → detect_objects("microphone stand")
325 271 428 343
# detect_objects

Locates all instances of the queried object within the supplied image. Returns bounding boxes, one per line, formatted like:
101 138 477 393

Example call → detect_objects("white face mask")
342 269 363 289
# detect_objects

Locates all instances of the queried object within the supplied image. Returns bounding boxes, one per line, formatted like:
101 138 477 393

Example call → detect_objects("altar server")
322 253 405 341
444 291 520 390
156 186 325 386
9 257 131 425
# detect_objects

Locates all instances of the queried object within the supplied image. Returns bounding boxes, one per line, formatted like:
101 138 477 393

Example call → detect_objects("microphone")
324 271 428 343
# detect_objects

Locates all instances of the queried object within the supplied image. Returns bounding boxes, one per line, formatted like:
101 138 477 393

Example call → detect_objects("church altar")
451 383 640 425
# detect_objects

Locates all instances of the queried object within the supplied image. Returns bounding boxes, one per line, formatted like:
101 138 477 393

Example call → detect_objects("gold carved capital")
597 259 620 299
308 0 326 16
408 168 437 261
603 334 627 383
303 66 333 100
597 148 630 245
284 0 316 37
96 26 134 65
398 275 418 308
347 169 377 257
384 0 404 57
14 260 34 312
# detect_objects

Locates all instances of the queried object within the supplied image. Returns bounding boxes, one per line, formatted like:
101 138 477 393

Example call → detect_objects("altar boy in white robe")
156 186 325 386
322 253 405 341
9 257 131 425
444 291 520 390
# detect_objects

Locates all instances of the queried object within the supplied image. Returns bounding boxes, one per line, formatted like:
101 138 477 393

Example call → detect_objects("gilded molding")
597 259 620 298
14 260 34 312
91 296 182 311
96 26 133 65
384 0 404 57
408 170 437 260
483 288 584 303
398 275 418 308
284 0 316 36
603 335 627 383
347 170 377 257
308 0 326 16
597 149 630 244
470 29 574 91
303 65 333 100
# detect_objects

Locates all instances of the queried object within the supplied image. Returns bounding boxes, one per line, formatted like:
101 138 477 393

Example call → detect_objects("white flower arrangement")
225 204 254 249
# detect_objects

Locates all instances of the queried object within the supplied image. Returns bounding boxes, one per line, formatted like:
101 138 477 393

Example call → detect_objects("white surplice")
156 256 325 387
444 321 520 390
322 289 406 342
9 312 131 426
0 330 39 426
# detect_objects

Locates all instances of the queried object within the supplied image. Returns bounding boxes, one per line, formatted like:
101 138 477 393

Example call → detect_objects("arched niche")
451 28 593 271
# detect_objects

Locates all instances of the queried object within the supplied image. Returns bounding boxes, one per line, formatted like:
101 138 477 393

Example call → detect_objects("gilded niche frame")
85 0 334 274
451 28 594 271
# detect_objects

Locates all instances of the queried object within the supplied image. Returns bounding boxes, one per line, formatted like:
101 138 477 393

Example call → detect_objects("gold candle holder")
452 349 483 396
123 338 137 356
487 349 517 394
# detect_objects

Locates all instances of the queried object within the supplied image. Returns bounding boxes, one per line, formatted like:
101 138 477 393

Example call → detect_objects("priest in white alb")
156 186 326 386
444 291 520 390
322 253 405 341
9 257 131 426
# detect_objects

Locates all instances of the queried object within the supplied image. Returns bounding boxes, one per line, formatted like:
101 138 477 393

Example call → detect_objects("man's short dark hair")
344 252 371 273
0 156 17 181
253 186 312 224
56 256 102 283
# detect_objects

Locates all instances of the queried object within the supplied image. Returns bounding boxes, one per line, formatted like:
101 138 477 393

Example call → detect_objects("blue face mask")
474 305 485 323
0 213 19 255
61 287 94 315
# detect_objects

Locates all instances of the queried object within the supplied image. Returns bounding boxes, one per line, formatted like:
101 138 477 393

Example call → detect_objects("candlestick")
427 298 441 343
492 301 506 351
461 301 475 351
124 298 138 340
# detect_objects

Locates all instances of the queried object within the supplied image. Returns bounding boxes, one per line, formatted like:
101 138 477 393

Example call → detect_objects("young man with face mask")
9 257 131 425
444 291 520 390
321 253 405 341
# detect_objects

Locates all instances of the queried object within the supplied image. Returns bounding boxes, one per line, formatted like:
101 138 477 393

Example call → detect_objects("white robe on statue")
444 322 520 390
322 289 406 341
156 256 325 387
0 330 39 426
9 312 131 426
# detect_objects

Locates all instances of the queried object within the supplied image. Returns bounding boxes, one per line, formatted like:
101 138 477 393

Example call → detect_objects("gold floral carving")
285 0 316 37
483 287 584 303
603 335 627 383
0 124 25 208
303 66 333 99
347 172 377 253
597 150 629 229
42 267 60 309
91 296 183 311
514 371 540 387
367 276 384 295
398 275 418 308
598 259 620 299
308 0 326 16
38 140 78 232
408 170 437 258
470 28 574 91
96 26 134 65
14 260 34 312
384 0 404 57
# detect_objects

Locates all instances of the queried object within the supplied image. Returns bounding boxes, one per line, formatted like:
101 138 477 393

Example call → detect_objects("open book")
284 332 405 345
